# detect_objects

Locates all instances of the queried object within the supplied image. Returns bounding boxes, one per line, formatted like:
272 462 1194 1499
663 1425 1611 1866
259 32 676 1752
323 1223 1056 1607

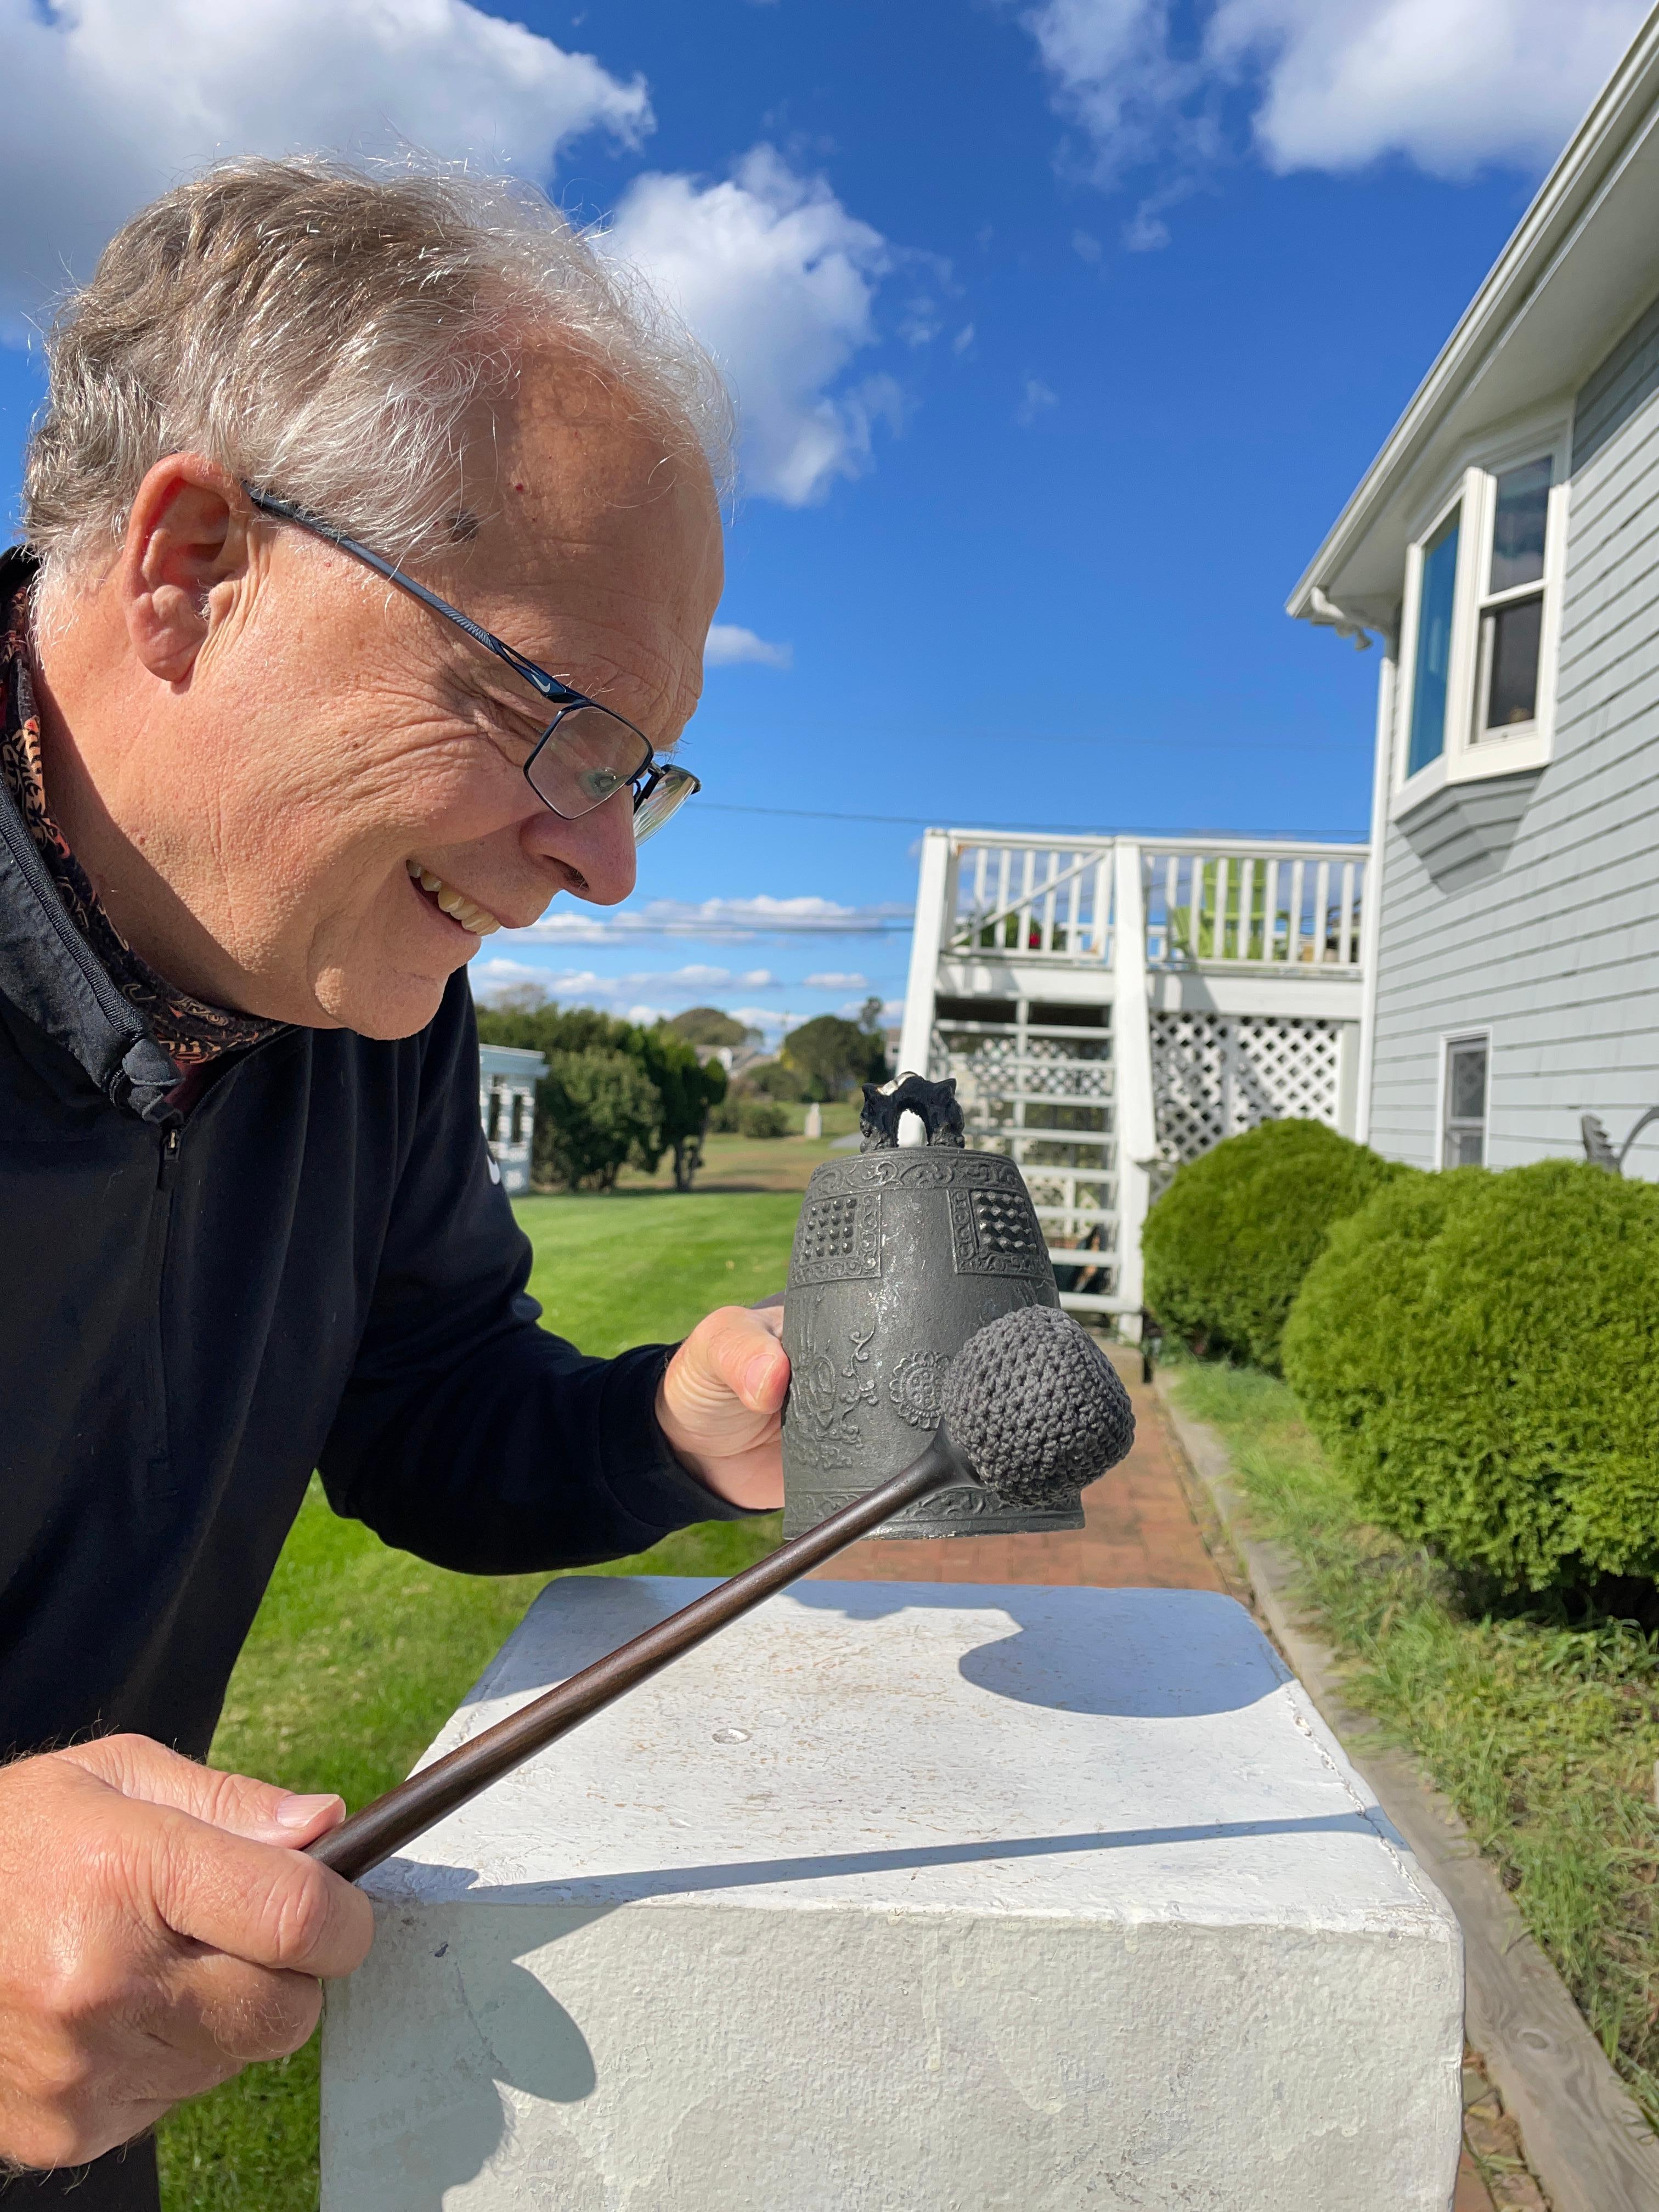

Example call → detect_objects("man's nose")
521 787 637 907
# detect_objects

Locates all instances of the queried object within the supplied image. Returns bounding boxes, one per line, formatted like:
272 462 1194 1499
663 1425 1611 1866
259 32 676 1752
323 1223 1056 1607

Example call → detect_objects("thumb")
58 1734 346 1848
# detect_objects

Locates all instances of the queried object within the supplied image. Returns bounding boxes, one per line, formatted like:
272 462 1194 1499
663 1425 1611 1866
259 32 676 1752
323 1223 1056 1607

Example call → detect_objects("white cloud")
1210 0 1649 177
1018 0 1647 201
803 970 869 989
0 0 650 316
952 323 976 356
706 623 794 669
0 16 907 516
476 958 780 995
507 894 912 946
1016 377 1059 426
471 956 556 994
606 146 899 504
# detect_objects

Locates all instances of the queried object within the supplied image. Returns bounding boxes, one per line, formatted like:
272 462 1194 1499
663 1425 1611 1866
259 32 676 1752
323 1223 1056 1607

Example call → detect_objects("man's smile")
404 857 503 938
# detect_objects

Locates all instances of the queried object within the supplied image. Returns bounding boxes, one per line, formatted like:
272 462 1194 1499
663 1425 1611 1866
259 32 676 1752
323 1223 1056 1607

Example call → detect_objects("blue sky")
0 0 1645 1036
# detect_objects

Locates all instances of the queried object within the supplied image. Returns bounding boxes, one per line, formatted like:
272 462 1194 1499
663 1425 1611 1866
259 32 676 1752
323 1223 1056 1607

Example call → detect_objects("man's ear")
120 456 251 686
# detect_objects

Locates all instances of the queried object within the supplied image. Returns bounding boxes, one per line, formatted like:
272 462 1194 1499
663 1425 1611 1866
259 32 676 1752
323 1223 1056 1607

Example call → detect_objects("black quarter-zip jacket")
0 753 747 1764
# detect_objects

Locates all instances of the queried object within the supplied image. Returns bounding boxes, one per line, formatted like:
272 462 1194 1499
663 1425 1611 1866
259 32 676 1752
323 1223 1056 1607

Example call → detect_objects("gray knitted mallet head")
940 1305 1136 1509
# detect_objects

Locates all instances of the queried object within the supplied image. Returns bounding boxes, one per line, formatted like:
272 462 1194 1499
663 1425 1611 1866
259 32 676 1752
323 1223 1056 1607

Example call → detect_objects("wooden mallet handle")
307 1433 964 1883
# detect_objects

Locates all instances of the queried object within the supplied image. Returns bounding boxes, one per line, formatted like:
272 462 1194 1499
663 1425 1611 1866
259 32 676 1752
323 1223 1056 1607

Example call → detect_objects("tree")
667 1006 759 1051
781 1012 890 1102
539 1049 662 1191
634 1025 728 1190
475 994 726 1190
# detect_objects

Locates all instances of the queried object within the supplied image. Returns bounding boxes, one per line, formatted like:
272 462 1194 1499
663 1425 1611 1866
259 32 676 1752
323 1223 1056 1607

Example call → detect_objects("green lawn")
157 1188 798 2211
1169 1358 1659 2125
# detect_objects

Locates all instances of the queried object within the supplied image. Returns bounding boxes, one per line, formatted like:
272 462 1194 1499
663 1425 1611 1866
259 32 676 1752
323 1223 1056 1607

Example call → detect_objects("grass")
613 1117 858 1197
1169 1357 1659 2125
157 1187 799 2210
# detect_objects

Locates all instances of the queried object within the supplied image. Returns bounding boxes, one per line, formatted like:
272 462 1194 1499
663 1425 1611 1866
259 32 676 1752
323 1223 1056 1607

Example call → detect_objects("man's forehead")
476 353 716 561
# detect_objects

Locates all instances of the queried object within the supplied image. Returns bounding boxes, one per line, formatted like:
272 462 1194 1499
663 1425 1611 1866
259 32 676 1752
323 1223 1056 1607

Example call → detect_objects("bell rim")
781 1493 1087 1542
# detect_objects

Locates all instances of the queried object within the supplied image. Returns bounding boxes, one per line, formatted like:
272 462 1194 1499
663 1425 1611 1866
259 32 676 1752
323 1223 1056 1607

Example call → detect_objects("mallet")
308 1305 1135 1883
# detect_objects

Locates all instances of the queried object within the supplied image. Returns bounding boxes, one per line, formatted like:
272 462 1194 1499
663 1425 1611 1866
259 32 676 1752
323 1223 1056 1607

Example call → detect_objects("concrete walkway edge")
1155 1369 1659 2212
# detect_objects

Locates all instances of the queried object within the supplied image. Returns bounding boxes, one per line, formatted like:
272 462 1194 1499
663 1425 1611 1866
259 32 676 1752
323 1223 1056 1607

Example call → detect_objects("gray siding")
1368 320 1659 1176
1573 290 1659 471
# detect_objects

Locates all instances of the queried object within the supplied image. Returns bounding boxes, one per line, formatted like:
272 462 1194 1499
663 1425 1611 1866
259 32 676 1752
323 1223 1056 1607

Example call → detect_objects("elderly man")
0 160 789 2207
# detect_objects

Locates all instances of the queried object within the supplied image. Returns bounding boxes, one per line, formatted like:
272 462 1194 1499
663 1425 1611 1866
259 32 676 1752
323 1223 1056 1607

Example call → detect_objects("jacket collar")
0 547 183 1124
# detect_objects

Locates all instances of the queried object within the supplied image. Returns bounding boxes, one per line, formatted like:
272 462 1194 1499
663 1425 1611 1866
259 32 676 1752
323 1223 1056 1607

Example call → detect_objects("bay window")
1395 426 1566 808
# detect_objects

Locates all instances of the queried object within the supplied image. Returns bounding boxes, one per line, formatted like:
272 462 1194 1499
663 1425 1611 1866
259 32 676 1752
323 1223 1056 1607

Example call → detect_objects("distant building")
478 1044 546 1196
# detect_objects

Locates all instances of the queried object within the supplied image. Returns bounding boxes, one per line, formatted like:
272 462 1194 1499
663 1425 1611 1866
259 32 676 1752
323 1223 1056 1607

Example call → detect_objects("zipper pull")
159 1124 181 1185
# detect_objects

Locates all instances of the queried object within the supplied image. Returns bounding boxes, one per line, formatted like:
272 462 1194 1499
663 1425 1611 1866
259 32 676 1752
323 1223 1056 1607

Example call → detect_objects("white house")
477 1043 546 1197
1292 7 1659 1178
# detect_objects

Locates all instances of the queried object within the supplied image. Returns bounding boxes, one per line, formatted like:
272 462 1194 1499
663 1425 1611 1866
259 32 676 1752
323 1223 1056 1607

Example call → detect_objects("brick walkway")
812 1347 1509 2211
809 1352 1231 1592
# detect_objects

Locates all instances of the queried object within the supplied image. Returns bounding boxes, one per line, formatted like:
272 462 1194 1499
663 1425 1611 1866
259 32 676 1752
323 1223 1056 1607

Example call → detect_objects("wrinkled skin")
0 1737 372 2170
7 357 787 2167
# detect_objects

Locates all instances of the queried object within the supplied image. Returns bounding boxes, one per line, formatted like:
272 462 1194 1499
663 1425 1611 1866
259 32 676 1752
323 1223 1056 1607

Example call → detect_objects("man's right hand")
0 1734 374 2171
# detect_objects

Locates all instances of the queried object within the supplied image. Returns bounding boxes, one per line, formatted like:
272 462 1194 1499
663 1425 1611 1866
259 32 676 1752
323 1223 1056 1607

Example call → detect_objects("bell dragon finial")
859 1072 966 1152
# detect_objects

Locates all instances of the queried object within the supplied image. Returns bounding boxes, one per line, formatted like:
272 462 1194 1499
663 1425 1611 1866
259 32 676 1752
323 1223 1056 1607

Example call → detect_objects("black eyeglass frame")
242 486 699 839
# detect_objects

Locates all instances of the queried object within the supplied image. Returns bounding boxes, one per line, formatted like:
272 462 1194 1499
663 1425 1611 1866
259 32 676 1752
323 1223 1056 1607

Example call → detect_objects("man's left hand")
657 1305 788 1510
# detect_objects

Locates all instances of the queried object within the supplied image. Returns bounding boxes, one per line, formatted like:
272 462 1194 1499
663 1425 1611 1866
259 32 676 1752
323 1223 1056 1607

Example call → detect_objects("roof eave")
1287 4 1659 627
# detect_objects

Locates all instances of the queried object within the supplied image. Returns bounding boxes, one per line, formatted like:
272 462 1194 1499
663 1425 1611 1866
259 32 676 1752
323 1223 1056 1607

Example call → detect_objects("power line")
698 803 1361 839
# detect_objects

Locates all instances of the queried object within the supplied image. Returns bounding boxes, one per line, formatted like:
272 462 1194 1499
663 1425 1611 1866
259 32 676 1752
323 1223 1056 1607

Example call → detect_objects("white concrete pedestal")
321 1579 1463 2210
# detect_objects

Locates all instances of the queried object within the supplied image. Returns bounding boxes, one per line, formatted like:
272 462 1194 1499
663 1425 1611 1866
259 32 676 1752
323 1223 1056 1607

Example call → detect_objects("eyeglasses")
242 487 700 843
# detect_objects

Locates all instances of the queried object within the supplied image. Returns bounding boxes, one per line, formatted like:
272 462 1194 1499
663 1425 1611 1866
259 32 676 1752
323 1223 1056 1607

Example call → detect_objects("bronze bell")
780 1073 1088 1541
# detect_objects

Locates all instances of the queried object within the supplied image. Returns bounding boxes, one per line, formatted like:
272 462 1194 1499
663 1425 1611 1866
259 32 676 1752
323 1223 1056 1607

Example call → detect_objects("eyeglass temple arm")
241 487 586 709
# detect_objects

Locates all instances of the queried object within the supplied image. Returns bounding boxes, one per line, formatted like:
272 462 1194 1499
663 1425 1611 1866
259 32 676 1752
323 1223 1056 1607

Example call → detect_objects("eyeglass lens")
522 706 698 843
524 706 649 816
633 764 699 844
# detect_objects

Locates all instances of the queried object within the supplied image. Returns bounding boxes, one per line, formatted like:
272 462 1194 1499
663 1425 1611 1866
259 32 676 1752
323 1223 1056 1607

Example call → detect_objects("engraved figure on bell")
793 1342 839 1432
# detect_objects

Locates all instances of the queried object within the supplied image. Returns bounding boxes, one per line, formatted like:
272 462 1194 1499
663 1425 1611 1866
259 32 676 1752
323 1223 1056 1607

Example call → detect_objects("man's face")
84 354 724 1037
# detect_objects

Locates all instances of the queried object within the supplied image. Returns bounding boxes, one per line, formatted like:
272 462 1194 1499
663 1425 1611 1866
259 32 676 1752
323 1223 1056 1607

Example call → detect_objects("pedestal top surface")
369 1579 1451 1943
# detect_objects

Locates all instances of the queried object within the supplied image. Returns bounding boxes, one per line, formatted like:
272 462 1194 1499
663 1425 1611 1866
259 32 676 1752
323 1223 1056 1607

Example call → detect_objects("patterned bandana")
0 567 285 1071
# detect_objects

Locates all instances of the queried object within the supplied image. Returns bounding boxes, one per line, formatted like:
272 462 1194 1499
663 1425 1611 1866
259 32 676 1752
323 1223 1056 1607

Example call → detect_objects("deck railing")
1142 840 1364 971
943 832 1365 971
947 837 1115 963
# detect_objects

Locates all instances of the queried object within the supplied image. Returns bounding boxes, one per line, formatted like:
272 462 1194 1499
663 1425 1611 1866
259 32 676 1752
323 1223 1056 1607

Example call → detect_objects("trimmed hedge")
1142 1118 1406 1372
1283 1159 1659 1592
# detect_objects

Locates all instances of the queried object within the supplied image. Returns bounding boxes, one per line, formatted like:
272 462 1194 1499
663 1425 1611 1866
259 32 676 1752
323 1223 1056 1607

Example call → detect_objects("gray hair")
22 157 732 610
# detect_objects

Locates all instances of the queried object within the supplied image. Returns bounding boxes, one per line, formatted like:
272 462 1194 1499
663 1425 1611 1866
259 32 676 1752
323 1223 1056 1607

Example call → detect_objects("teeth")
405 859 501 935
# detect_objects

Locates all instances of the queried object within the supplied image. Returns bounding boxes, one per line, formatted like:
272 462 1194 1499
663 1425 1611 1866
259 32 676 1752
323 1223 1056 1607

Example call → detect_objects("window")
1442 1037 1488 1167
510 1092 524 1145
1474 458 1550 737
1395 426 1566 808
1407 505 1461 774
487 1084 503 1143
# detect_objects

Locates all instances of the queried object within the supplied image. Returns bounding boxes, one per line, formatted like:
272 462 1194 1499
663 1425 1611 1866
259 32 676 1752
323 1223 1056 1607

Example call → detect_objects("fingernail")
275 1792 343 1830
744 1354 777 1400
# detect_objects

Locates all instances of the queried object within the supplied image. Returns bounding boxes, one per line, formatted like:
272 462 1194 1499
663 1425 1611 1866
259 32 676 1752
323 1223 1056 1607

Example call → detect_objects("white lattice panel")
1150 1012 1345 1164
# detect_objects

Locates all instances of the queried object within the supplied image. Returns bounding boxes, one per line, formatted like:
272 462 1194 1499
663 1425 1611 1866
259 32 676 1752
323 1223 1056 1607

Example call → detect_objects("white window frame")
1392 412 1571 820
1436 1028 1492 1170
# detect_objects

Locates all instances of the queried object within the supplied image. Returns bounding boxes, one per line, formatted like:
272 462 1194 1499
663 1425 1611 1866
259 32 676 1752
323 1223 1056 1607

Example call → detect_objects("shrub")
539 1049 662 1191
476 996 724 1189
746 1058 805 1102
1142 1118 1406 1372
1283 1160 1659 1592
737 1098 788 1140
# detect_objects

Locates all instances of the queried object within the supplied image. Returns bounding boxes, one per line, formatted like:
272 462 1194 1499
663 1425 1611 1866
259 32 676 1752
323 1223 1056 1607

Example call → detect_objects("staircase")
896 829 1369 1327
